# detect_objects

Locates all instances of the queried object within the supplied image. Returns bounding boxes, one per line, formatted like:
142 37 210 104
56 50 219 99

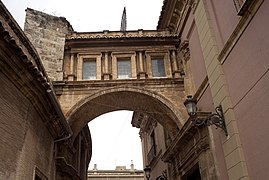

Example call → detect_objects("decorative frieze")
66 30 177 40
180 40 190 62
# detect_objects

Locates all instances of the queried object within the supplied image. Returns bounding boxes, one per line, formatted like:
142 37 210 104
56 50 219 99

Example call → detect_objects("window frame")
151 57 166 78
33 167 48 180
233 0 252 16
117 58 132 79
82 58 97 80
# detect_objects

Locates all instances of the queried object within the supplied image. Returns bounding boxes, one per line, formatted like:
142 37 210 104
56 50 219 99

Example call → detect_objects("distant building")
88 163 144 180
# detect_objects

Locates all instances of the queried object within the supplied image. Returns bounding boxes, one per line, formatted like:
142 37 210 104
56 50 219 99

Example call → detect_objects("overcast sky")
2 0 164 170
2 0 164 32
88 111 143 170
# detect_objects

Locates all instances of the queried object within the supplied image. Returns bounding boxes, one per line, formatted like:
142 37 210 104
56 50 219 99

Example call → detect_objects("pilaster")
67 53 75 81
193 0 249 179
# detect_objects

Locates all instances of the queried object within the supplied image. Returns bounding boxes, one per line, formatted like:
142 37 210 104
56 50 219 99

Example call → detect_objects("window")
233 0 252 15
183 164 201 180
34 167 48 180
83 59 96 80
117 59 131 79
35 175 42 180
152 58 165 77
147 130 157 165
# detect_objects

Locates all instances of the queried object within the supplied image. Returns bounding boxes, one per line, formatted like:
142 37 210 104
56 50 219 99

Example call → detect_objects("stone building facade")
87 164 144 180
143 0 268 179
133 0 269 179
1 0 269 179
0 2 91 180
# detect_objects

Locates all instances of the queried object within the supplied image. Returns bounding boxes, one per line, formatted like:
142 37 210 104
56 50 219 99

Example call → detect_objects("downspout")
46 88 73 143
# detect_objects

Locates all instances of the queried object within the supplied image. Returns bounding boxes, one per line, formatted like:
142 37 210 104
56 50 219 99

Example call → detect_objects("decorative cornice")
157 0 195 34
66 30 178 40
161 112 211 163
180 40 190 61
53 78 184 91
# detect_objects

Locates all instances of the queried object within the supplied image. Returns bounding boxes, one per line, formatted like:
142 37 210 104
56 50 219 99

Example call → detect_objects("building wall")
221 1 269 178
88 165 144 180
186 0 268 179
157 0 269 179
0 65 55 180
24 8 73 81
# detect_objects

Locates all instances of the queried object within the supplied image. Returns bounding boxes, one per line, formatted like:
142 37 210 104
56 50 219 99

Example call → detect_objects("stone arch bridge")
54 77 187 140
51 30 192 141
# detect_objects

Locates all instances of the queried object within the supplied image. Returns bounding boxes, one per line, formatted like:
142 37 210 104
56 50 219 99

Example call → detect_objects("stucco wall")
207 0 239 50
222 1 269 178
0 71 55 180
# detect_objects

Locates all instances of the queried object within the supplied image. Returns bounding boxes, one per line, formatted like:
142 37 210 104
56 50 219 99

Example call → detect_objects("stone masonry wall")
24 8 73 81
0 70 55 180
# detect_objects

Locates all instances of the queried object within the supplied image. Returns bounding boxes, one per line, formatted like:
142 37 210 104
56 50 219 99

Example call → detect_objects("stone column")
111 55 117 80
146 53 152 78
104 52 109 73
139 51 144 72
171 50 181 78
68 53 75 81
131 54 137 79
77 54 83 81
164 52 172 78
96 54 102 80
103 52 111 80
137 51 147 79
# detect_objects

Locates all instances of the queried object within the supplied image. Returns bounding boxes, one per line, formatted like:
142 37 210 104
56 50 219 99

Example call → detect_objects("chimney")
93 164 98 171
130 160 134 170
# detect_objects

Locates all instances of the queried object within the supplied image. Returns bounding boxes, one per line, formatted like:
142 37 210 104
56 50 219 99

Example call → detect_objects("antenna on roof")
120 7 127 31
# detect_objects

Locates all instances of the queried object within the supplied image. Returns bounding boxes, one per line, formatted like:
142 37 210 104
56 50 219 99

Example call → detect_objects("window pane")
83 61 96 80
117 60 131 79
152 59 165 77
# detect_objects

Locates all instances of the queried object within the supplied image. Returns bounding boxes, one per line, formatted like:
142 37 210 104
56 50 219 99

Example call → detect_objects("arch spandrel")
65 86 187 140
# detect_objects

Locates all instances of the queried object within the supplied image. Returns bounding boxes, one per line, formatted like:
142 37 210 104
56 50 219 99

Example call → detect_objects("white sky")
88 111 143 170
2 0 164 32
2 0 164 170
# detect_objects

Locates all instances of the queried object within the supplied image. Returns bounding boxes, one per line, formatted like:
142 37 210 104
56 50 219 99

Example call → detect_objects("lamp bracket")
192 105 228 136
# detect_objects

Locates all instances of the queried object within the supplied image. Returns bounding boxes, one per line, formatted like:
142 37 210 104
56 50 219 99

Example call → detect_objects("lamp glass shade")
184 96 197 116
144 166 151 178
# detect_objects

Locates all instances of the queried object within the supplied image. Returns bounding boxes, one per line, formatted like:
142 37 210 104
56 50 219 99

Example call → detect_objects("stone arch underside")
67 87 185 140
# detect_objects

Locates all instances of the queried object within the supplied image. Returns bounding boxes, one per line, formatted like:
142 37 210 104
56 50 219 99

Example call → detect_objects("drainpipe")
46 88 73 143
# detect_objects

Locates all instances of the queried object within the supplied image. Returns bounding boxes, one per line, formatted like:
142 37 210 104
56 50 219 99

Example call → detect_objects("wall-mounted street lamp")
184 95 228 136
144 165 151 180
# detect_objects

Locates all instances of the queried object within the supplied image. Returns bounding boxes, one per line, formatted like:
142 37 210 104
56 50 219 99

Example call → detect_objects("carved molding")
180 40 190 62
66 30 177 40
161 114 211 178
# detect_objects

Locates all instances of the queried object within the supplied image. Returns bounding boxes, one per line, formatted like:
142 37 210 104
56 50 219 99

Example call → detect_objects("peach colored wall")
207 0 239 50
222 1 269 179
150 125 168 179
188 25 208 89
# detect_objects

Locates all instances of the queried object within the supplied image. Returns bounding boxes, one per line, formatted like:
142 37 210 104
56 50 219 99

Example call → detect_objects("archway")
88 110 143 170
66 87 185 141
